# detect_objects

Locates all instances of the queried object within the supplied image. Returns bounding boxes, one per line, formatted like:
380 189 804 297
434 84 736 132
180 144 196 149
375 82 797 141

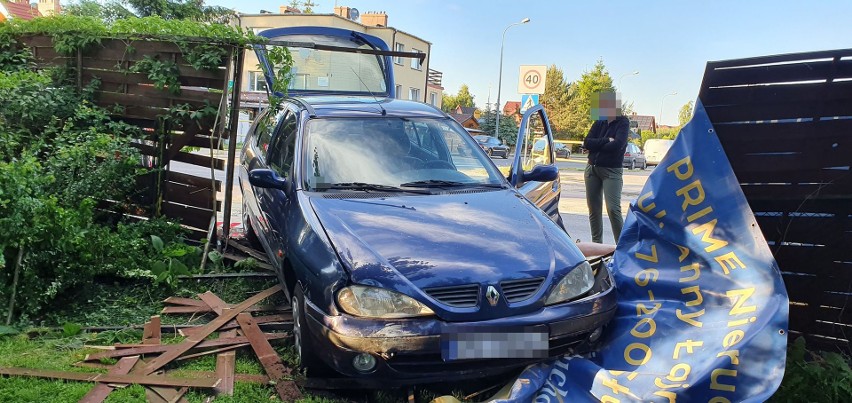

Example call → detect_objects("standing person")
583 90 629 244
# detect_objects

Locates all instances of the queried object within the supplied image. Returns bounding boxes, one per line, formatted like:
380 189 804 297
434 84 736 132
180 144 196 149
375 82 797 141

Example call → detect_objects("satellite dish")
349 8 360 21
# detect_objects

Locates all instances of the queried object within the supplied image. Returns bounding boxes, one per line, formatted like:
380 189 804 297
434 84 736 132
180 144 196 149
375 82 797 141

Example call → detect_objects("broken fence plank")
177 371 269 384
0 367 222 388
176 342 250 362
226 240 271 264
236 313 301 401
198 291 228 316
214 329 237 396
149 386 189 403
177 272 276 279
85 333 289 361
162 297 209 307
161 304 288 315
78 356 140 403
222 253 275 271
139 285 282 375
142 316 162 345
178 313 292 337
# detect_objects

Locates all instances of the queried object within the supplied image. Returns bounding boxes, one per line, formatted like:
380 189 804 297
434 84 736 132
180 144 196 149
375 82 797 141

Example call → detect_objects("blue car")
240 27 616 381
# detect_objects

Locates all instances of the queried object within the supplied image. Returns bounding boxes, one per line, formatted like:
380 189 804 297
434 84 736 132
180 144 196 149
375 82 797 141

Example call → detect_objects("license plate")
441 326 549 361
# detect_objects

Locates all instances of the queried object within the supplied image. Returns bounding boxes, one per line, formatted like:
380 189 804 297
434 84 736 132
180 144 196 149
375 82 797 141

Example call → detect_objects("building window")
396 85 402 99
411 48 422 70
409 87 421 102
394 43 404 65
248 71 268 92
429 92 437 106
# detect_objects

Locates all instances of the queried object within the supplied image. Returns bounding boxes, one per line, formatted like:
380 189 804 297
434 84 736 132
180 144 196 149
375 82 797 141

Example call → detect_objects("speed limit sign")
518 65 547 94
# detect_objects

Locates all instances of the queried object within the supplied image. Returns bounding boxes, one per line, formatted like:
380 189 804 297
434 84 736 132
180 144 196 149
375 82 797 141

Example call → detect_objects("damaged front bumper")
303 266 617 381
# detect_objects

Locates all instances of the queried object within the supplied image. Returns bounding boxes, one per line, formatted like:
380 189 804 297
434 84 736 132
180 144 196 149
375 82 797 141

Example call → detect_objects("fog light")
588 327 603 343
352 353 376 373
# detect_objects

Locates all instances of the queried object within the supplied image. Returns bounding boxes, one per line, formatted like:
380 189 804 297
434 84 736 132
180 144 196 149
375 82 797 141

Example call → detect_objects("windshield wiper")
316 182 430 194
400 180 504 189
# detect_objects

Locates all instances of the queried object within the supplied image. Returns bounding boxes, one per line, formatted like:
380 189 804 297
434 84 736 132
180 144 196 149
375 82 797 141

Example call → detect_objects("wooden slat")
715 119 852 146
726 148 851 173
741 183 848 200
179 314 292 337
214 329 237 396
705 99 852 123
136 285 282 375
163 181 220 212
97 91 213 111
236 313 301 401
161 304 287 315
748 198 850 215
161 201 215 230
702 59 843 87
78 356 140 403
755 215 845 246
703 80 852 108
85 333 289 361
170 151 226 171
162 297 208 308
736 168 852 187
82 70 225 92
142 316 162 345
81 57 228 81
166 171 222 191
0 367 221 388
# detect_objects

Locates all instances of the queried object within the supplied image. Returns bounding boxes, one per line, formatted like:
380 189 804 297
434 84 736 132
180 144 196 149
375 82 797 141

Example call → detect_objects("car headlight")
337 285 434 319
545 261 595 305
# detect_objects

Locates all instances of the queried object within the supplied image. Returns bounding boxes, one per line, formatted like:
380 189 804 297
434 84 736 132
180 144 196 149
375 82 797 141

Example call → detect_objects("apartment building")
235 6 442 112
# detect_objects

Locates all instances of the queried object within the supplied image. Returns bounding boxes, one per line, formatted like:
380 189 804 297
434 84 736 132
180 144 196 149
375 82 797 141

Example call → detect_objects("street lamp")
659 92 677 127
617 70 639 89
495 17 530 139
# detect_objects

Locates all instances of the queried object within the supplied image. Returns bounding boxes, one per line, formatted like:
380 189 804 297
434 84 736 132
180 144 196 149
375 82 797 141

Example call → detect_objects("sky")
206 0 852 126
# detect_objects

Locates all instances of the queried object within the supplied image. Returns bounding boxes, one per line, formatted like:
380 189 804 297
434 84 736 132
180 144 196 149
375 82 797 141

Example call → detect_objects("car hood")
308 189 586 315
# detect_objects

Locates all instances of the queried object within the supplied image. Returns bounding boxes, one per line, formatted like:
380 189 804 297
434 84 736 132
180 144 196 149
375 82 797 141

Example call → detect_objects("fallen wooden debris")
85 333 289 361
178 272 276 279
78 356 140 403
160 304 287 315
226 240 272 264
178 313 291 337
0 367 222 388
142 316 161 345
237 312 301 401
138 284 282 375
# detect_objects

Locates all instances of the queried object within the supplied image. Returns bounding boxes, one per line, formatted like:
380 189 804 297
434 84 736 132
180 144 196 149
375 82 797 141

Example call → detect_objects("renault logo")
486 286 500 306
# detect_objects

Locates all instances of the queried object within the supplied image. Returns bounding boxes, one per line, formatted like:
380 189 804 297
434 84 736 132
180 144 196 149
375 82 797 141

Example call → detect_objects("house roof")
457 106 476 115
629 114 657 133
449 112 476 125
0 1 40 20
503 101 521 114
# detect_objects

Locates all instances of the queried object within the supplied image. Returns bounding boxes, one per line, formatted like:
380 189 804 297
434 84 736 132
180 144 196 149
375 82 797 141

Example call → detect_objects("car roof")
290 96 447 119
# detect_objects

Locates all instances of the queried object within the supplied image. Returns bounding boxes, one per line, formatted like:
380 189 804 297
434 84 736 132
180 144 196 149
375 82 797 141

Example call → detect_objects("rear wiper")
317 182 430 194
400 180 504 188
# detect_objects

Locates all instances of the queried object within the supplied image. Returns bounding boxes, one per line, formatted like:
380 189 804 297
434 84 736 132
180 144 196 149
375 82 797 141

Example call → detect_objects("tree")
440 84 475 113
541 64 571 138
302 0 316 13
479 108 518 146
63 0 136 22
678 100 694 126
118 0 234 22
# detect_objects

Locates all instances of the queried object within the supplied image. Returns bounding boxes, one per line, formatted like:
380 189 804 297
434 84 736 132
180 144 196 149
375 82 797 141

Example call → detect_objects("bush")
770 337 852 402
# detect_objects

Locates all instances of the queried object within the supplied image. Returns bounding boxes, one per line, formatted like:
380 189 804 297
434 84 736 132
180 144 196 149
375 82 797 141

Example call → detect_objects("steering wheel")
424 160 455 170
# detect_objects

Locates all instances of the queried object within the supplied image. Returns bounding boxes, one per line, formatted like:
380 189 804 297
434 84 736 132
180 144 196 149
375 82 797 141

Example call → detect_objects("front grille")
424 284 479 307
500 277 545 303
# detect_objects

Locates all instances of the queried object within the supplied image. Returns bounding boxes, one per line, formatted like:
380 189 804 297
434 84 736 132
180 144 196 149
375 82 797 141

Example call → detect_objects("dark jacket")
583 116 629 168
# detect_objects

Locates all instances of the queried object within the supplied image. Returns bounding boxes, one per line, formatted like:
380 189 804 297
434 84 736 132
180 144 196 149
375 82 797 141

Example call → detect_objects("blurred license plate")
441 326 549 361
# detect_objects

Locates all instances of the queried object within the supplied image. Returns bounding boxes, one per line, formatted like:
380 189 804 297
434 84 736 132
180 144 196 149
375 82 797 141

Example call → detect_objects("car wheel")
292 286 331 377
502 152 508 159
630 159 636 170
641 160 647 170
487 149 493 157
242 201 261 249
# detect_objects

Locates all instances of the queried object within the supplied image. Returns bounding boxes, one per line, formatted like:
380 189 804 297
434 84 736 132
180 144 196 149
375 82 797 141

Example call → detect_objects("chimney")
279 5 301 13
333 5 350 19
361 11 388 27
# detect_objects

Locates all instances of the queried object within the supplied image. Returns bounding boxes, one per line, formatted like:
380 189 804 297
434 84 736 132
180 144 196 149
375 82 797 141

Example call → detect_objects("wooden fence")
18 34 244 240
698 48 852 353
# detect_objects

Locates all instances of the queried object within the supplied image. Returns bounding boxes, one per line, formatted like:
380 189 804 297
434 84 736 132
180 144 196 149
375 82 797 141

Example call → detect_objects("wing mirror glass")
522 164 559 182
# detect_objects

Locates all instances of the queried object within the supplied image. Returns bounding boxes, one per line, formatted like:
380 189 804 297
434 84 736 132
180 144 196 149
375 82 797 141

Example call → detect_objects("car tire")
630 159 636 170
502 152 508 159
641 160 647 170
292 285 331 377
487 149 493 157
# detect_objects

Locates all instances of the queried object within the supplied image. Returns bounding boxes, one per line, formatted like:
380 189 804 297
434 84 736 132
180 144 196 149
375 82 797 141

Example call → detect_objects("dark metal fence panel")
699 48 852 353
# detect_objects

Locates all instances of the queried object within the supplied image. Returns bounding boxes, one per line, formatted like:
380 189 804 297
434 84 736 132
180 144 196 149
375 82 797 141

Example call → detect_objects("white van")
644 139 674 167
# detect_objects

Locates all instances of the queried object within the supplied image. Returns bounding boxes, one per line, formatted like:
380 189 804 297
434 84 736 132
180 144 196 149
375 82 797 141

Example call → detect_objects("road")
172 152 654 244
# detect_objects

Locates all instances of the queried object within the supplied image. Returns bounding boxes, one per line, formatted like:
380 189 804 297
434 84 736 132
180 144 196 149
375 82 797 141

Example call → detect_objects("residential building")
629 113 657 134
235 6 441 114
502 100 522 124
0 0 59 21
448 106 480 130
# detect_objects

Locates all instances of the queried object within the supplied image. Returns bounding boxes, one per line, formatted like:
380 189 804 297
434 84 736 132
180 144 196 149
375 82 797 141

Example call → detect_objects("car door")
509 105 562 222
254 108 299 260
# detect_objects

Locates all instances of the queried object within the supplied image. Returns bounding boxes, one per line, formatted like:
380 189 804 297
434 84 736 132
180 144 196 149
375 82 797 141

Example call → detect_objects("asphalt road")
171 153 654 245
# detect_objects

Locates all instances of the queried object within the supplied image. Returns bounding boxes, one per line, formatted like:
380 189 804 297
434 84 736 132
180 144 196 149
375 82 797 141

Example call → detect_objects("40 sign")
518 65 547 95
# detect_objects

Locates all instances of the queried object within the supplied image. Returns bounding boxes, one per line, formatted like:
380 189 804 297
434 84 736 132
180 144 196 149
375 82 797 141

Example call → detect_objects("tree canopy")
479 108 518 146
678 100 694 126
64 0 234 23
441 84 475 113
538 60 615 140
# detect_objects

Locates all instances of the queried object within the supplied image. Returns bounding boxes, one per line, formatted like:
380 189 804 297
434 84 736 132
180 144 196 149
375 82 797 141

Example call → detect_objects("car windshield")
304 117 505 190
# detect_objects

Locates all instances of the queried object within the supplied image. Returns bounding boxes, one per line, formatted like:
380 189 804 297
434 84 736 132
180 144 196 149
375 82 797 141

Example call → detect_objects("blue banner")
456 100 790 403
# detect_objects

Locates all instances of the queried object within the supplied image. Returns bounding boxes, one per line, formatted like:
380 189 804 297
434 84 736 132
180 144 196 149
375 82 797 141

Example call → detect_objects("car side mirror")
249 169 287 190
522 164 559 182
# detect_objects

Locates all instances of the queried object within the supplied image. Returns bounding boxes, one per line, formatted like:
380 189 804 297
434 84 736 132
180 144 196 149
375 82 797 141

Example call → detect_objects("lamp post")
659 91 677 127
617 70 639 89
495 17 530 139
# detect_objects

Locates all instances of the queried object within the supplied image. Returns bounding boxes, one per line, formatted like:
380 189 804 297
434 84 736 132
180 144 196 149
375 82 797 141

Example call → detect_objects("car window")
268 111 298 177
254 109 285 161
303 117 504 189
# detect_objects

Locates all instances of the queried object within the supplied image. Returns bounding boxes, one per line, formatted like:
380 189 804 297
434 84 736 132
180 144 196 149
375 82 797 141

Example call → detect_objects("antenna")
350 66 387 116
349 8 360 21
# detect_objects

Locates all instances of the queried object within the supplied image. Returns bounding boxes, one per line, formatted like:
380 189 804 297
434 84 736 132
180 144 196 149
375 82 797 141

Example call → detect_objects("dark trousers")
584 165 624 244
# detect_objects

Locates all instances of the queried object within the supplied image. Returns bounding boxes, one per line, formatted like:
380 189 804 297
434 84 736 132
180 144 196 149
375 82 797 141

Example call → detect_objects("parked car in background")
241 26 617 382
474 135 510 158
623 142 647 170
644 138 674 167
553 141 571 159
